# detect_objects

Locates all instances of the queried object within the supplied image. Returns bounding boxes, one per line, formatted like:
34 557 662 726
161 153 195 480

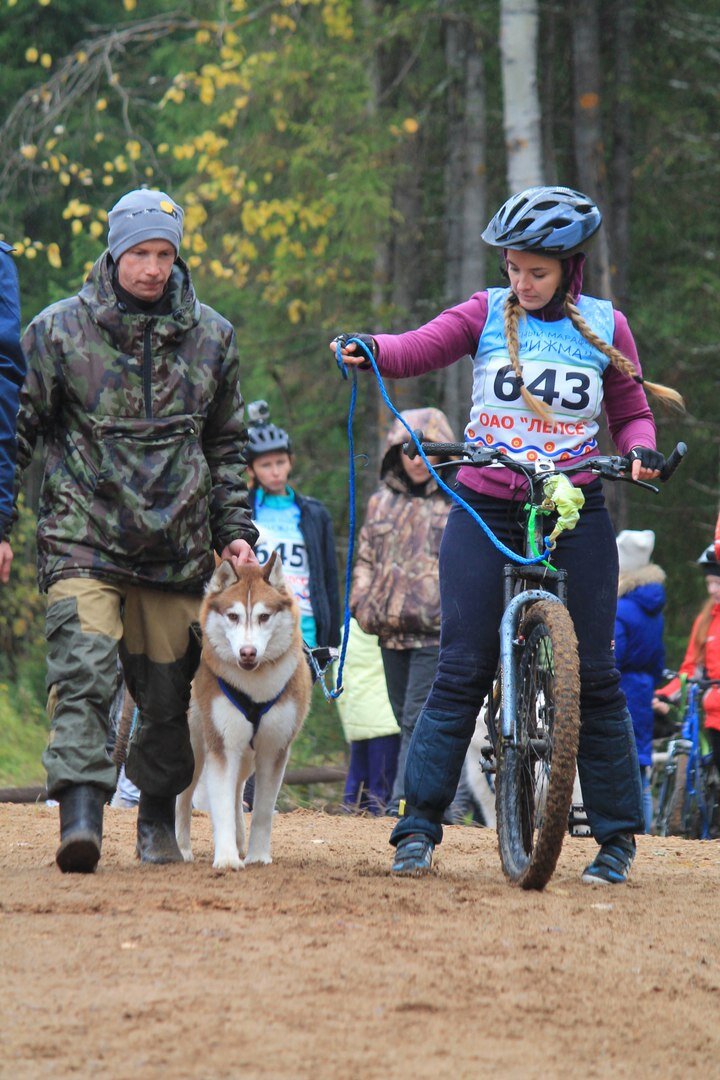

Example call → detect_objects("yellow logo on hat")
159 199 177 216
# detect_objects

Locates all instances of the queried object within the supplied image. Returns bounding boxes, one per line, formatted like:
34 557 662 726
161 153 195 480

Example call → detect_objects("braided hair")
502 290 685 422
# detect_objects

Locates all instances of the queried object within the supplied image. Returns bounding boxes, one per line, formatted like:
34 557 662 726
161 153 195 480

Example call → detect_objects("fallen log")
0 765 347 805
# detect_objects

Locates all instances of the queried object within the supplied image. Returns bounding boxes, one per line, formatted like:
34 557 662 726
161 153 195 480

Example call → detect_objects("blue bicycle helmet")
481 186 602 255
245 400 292 462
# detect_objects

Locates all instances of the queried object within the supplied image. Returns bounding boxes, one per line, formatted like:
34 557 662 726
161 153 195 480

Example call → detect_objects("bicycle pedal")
568 803 591 837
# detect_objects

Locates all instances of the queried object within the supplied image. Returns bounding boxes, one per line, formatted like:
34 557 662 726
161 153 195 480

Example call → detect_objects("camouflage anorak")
16 251 257 593
350 407 456 649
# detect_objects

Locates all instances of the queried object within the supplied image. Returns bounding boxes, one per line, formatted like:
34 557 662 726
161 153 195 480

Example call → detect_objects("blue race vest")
466 287 615 463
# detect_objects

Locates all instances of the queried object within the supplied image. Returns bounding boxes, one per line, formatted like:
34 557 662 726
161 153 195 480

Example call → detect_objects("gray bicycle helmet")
481 186 602 255
697 543 720 575
245 400 292 462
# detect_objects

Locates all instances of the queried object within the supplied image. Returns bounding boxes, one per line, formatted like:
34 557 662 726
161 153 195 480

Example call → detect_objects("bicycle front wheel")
496 600 581 890
665 752 691 836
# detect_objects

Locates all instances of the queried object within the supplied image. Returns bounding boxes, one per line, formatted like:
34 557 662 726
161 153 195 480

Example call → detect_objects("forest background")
0 0 717 785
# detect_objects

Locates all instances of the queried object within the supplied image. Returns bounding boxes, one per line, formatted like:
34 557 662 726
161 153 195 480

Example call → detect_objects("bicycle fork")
499 565 567 743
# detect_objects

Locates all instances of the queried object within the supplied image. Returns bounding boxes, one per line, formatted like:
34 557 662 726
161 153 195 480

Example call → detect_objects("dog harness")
217 677 286 748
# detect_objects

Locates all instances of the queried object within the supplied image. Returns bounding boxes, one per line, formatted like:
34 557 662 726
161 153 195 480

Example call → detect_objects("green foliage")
0 497 45 680
0 498 47 785
0 663 48 786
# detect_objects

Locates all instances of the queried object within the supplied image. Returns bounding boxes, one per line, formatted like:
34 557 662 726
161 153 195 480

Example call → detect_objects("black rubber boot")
56 784 105 874
136 793 183 864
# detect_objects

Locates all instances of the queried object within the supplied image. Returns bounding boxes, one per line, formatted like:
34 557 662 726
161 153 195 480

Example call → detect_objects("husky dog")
176 553 312 869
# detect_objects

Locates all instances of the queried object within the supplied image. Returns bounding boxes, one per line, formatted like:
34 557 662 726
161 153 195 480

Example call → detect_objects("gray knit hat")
107 189 184 262
616 529 655 573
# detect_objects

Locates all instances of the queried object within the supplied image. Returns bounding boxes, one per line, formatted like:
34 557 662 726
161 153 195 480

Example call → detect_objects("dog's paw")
245 852 272 867
213 849 244 871
179 847 194 863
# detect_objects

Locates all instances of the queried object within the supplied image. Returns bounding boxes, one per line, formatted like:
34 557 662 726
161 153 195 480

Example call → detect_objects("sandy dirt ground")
1 802 719 1080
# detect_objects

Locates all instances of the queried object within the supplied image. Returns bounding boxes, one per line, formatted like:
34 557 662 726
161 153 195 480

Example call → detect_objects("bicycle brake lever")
617 475 659 493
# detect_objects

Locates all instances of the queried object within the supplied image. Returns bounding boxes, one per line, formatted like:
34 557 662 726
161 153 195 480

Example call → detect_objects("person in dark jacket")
246 402 340 650
0 240 26 584
615 529 666 833
10 188 258 874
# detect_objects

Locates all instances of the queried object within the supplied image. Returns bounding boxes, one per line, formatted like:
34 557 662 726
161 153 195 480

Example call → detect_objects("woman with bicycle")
332 185 683 884
655 544 720 789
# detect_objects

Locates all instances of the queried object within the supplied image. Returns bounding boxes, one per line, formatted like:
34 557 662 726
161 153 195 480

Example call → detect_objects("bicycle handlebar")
403 430 687 490
660 670 720 690
658 442 688 482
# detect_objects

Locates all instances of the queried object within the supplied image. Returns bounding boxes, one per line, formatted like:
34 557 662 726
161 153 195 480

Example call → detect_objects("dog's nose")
239 645 257 665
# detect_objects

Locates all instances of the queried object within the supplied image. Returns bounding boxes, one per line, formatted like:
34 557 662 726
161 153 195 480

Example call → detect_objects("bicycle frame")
402 434 685 886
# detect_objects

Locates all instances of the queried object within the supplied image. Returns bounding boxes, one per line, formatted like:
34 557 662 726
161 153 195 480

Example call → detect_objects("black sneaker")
581 833 636 885
391 833 434 877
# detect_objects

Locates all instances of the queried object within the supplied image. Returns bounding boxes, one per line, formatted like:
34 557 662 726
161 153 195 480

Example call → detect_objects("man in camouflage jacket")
10 188 258 873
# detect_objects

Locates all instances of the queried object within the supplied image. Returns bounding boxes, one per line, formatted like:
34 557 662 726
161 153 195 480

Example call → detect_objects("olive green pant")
43 578 201 799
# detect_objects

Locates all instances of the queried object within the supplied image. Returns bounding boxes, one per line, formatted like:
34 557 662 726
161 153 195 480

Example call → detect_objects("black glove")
334 333 377 362
628 446 665 472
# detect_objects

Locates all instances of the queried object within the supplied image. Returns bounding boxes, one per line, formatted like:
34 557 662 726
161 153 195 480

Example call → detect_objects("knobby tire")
665 752 691 836
496 601 580 890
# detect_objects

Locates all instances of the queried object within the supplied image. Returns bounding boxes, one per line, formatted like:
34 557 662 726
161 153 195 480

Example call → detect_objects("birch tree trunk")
442 13 486 438
500 0 543 191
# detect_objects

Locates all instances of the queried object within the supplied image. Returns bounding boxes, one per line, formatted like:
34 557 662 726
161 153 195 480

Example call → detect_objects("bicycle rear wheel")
496 600 580 890
665 752 691 835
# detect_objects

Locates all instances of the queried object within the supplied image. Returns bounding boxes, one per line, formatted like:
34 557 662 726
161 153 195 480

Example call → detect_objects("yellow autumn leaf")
123 0 137 10
96 98 108 112
46 243 62 268
402 117 420 134
287 299 306 324
40 53 52 69
71 219 83 235
25 47 39 63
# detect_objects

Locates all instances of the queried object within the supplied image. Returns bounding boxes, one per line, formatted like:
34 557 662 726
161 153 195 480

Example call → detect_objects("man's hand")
220 538 258 573
0 540 14 584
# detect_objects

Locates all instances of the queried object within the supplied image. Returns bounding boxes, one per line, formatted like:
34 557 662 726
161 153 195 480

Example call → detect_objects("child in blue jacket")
615 530 666 832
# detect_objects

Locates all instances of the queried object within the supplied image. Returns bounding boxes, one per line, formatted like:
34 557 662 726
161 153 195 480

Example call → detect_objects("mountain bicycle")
653 672 720 839
403 436 686 889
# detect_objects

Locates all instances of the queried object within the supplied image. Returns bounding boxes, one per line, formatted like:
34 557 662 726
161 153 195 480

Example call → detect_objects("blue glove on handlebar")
629 446 665 472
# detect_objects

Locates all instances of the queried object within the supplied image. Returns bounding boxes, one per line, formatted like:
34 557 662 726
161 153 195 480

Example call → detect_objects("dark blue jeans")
392 480 644 847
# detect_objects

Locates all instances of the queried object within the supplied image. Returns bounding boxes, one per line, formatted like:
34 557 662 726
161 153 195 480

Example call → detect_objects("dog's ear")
206 558 239 596
263 549 287 590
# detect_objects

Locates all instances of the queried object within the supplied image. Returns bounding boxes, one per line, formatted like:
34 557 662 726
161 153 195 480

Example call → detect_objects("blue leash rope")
323 336 552 701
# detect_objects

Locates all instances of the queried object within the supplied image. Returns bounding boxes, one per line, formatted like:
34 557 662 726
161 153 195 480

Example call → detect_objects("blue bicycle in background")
653 672 720 839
